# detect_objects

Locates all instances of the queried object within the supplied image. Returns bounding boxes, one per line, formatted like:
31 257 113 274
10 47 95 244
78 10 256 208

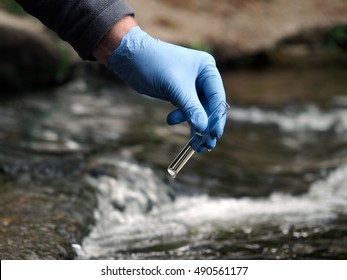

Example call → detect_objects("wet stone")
0 174 96 259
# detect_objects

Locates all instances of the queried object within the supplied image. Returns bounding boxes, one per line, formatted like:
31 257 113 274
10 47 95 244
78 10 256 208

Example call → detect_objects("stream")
1 65 347 259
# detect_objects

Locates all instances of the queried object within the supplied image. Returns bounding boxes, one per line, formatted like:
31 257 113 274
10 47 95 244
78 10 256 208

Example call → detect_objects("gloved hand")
107 26 227 151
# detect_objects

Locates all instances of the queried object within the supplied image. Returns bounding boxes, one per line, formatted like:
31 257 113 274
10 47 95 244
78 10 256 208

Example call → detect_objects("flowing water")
1 66 347 259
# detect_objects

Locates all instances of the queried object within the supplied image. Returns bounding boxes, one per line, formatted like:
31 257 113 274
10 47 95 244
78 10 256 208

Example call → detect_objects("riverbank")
1 0 347 90
128 0 347 65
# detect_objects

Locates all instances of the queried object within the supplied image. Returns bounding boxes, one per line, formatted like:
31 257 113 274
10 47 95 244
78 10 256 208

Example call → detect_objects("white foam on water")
78 158 347 259
230 106 347 133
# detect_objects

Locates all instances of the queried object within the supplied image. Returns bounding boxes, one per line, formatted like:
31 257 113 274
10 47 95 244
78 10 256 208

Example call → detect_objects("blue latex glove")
107 26 227 151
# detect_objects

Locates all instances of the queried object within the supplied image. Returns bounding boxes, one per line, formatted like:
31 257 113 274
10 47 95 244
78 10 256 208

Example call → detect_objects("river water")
1 65 347 259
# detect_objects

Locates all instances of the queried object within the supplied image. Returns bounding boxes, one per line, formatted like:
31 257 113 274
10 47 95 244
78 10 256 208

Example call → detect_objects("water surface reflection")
1 66 347 259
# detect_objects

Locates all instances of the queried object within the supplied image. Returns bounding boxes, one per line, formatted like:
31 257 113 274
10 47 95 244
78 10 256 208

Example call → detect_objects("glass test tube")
167 101 230 178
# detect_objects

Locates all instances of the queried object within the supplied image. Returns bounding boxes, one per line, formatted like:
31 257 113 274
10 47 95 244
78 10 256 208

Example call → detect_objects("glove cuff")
106 26 147 69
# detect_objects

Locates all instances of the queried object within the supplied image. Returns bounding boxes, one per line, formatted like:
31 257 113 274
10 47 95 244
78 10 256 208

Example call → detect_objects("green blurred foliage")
325 25 347 53
56 41 75 79
0 0 24 14
190 43 212 54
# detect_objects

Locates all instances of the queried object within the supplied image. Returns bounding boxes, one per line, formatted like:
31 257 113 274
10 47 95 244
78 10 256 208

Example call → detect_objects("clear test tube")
167 101 230 178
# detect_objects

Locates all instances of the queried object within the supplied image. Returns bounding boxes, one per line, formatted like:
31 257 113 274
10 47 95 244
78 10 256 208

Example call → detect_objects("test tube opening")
167 168 177 178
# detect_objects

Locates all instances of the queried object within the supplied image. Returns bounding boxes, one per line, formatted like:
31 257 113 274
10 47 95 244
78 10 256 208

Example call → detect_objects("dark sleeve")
16 0 135 60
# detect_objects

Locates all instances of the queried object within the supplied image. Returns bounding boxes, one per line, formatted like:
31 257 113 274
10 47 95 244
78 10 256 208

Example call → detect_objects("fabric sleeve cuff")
76 1 135 60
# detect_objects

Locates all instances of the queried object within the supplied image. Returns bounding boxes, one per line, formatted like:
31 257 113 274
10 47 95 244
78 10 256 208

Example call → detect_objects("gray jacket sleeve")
16 0 135 60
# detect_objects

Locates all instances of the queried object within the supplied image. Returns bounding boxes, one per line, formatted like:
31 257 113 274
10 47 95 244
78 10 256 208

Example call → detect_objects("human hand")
107 26 227 151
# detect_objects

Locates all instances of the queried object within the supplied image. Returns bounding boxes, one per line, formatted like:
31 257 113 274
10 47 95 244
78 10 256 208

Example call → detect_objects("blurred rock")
0 10 80 91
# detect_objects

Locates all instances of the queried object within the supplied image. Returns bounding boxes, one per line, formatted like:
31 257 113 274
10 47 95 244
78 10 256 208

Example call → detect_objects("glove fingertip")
205 136 217 150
